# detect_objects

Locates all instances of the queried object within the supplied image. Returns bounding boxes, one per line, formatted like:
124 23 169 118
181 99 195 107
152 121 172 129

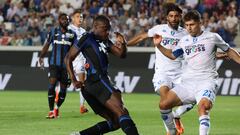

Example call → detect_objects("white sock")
160 109 176 135
199 115 210 135
173 104 194 118
79 91 85 106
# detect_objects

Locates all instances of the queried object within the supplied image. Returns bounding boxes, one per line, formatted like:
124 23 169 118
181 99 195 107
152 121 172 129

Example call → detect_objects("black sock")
56 88 66 108
80 121 117 135
119 115 139 135
48 84 56 111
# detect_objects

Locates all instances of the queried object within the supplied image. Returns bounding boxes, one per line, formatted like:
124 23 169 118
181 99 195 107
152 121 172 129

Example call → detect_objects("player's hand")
73 80 84 89
114 32 126 46
153 34 162 47
38 58 44 70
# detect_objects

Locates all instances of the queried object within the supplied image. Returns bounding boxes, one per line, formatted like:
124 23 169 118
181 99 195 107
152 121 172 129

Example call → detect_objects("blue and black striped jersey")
73 32 113 76
46 27 77 67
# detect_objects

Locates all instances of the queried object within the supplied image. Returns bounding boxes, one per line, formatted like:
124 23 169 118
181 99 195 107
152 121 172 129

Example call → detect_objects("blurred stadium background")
0 0 240 135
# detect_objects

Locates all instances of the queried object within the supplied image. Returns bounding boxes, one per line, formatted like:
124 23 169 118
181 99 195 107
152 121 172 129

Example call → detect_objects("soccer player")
68 9 88 114
153 10 240 135
127 3 194 134
39 13 77 119
65 15 139 135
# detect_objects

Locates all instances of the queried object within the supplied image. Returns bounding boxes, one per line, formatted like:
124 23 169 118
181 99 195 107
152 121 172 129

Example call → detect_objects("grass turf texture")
0 91 239 135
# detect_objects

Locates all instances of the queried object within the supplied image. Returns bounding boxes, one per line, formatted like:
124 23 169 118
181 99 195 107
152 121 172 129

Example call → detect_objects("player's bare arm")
127 32 148 46
225 48 240 64
38 42 50 69
65 46 83 88
153 34 177 60
110 32 127 58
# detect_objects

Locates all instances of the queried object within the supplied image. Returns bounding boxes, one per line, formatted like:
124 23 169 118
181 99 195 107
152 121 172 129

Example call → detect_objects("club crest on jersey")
185 44 205 55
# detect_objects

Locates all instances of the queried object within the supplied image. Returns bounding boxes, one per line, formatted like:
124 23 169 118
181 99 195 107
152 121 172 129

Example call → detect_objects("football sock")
48 83 56 111
56 87 66 108
199 115 210 135
173 104 194 118
79 91 85 106
80 121 117 135
119 115 139 135
160 109 176 135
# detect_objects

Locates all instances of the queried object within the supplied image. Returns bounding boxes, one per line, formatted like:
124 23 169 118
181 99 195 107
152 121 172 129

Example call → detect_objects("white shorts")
73 53 86 74
152 72 181 94
171 79 218 105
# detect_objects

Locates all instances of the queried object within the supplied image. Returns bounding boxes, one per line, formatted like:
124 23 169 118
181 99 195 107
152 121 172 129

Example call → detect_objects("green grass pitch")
0 91 239 135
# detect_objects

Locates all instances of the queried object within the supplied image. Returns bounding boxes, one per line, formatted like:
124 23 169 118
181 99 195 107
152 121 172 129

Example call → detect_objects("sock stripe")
119 115 131 123
200 118 210 122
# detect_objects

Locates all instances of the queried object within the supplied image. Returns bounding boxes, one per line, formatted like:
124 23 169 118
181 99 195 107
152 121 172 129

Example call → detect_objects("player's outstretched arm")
225 48 240 64
153 35 177 60
110 32 127 58
127 32 148 46
65 46 83 88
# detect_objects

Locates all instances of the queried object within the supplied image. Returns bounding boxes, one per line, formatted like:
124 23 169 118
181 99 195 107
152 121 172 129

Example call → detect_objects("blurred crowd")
0 0 239 47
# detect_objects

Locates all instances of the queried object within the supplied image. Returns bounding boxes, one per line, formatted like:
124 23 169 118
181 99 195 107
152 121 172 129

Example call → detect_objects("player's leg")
104 91 139 135
46 66 58 119
153 75 183 134
77 72 88 114
71 90 120 135
54 68 68 117
196 87 216 135
159 89 182 135
54 82 60 103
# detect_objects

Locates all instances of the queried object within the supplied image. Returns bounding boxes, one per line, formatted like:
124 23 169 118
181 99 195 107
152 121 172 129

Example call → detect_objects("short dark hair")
58 13 68 19
164 3 182 15
72 9 82 16
94 15 111 30
183 10 201 22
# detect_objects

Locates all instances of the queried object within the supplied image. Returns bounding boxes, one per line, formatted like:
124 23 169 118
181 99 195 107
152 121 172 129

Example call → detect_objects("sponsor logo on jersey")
161 38 180 46
185 44 206 55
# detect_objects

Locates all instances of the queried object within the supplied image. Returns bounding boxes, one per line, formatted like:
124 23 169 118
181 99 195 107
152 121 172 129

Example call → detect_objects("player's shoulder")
202 31 220 39
78 32 89 44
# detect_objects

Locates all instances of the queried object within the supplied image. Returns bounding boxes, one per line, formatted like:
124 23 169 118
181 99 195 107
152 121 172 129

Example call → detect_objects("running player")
39 13 77 119
127 3 194 134
68 9 88 114
153 10 240 135
65 15 139 135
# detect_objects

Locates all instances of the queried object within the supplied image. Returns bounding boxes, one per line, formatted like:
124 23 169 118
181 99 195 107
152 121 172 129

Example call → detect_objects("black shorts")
83 76 120 114
48 65 68 85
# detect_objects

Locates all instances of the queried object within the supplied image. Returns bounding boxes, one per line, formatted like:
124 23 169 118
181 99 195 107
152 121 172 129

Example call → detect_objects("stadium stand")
0 0 239 47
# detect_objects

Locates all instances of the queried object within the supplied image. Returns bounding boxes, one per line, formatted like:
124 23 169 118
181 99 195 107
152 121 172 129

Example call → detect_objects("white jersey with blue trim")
68 24 86 72
175 31 230 80
148 24 188 75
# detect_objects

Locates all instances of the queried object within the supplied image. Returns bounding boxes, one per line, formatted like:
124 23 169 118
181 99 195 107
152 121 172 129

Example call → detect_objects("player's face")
184 20 201 37
167 11 181 30
59 15 69 28
72 13 83 27
94 21 110 40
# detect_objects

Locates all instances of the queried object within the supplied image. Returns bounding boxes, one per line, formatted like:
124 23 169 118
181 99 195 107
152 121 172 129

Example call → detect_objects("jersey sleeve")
147 25 160 37
214 33 230 52
44 28 54 45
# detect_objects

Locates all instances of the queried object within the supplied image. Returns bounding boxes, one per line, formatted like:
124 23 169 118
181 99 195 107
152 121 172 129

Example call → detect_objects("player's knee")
48 83 56 91
198 102 212 115
159 100 171 110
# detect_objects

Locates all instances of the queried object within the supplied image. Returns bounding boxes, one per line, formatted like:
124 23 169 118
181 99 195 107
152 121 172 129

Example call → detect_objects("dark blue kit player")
39 13 77 119
65 15 139 135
